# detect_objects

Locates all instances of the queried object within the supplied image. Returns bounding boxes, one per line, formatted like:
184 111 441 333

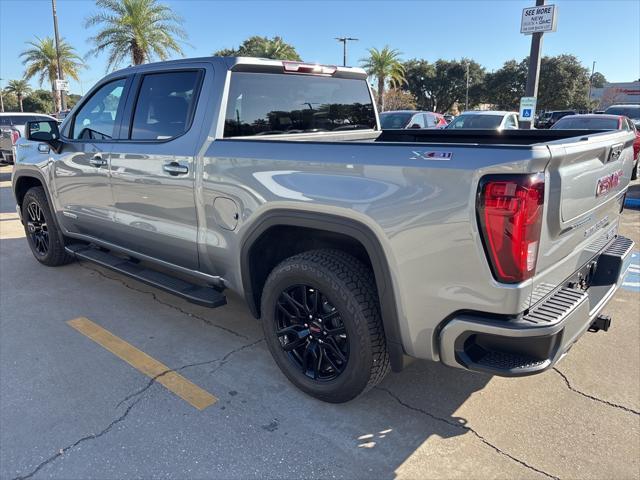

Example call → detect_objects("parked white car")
447 110 520 130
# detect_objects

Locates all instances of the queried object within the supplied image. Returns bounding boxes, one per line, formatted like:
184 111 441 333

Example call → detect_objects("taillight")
283 62 337 76
11 129 20 145
477 173 545 283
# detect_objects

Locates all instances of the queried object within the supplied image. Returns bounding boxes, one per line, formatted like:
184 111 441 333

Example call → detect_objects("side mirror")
409 123 421 129
26 120 62 153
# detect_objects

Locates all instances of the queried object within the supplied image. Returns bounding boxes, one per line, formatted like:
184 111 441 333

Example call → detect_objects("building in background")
591 81 640 109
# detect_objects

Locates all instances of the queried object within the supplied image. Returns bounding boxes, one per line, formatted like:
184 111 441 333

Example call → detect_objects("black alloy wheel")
275 284 349 381
26 201 49 256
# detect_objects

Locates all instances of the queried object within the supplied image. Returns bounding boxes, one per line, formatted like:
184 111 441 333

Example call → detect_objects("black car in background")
535 110 576 129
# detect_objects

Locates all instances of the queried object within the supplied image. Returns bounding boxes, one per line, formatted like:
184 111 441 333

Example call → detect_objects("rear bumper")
439 235 635 376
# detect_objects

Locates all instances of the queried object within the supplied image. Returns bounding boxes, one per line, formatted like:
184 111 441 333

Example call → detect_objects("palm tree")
21 36 83 112
85 0 188 70
4 80 32 112
360 46 406 111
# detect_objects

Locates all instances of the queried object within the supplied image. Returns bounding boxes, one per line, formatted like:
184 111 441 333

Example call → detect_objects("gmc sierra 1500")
12 57 635 402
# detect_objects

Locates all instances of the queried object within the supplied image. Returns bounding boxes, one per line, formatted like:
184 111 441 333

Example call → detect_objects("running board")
66 244 227 308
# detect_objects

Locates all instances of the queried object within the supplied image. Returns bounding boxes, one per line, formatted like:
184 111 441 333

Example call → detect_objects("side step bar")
66 244 226 308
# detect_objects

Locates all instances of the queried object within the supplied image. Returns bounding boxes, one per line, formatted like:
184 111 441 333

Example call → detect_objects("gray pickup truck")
12 57 636 403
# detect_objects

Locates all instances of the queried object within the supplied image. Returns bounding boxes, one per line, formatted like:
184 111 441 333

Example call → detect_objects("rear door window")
224 72 376 137
130 70 202 140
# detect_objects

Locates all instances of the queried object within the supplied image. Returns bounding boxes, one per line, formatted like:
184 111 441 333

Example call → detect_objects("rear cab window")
130 70 202 140
223 72 376 137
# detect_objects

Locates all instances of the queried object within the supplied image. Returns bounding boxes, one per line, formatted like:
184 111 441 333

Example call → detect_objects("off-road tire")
22 186 73 266
261 249 390 403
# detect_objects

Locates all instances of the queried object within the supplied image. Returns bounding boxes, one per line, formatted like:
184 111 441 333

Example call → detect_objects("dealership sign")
55 79 69 91
521 4 557 34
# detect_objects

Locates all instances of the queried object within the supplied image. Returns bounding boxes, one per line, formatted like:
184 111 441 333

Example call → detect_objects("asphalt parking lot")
0 163 639 480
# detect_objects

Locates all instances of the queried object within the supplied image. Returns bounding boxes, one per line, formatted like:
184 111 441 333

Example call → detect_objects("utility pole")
465 62 470 111
0 78 4 113
51 0 66 112
521 0 546 129
588 60 596 110
335 37 358 67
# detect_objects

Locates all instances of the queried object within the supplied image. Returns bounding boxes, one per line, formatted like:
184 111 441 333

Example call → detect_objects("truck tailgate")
532 130 635 303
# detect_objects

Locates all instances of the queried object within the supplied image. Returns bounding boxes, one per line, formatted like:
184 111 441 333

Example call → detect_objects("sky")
1 0 639 95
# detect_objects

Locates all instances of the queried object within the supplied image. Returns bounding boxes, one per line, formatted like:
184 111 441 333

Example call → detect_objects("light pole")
335 37 358 67
588 60 596 110
465 62 470 111
0 78 4 113
521 0 546 129
51 0 66 112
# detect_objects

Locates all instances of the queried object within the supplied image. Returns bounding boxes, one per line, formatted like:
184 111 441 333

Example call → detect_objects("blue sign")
622 251 640 293
523 109 532 118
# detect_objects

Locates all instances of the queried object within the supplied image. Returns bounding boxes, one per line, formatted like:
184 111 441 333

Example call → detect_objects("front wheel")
261 249 390 403
22 186 74 266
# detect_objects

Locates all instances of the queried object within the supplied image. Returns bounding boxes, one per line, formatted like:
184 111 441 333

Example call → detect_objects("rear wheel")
261 249 389 403
22 186 73 266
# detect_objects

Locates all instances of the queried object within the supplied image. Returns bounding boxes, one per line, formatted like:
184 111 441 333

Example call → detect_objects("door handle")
89 155 107 167
163 162 189 176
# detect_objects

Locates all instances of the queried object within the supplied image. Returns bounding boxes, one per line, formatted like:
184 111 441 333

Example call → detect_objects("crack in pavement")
78 261 249 340
552 368 640 416
375 387 560 480
12 338 264 480
115 338 264 409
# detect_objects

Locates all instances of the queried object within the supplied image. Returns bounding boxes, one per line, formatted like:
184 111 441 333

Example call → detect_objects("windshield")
224 72 376 137
604 106 640 120
447 114 503 129
379 113 413 129
551 117 619 130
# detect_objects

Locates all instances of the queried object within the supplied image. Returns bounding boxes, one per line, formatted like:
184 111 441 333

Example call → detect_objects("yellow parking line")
0 219 25 239
67 317 217 410
0 212 19 220
0 181 11 188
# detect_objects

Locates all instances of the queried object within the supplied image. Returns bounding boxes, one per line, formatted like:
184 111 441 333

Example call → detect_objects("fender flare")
240 209 405 371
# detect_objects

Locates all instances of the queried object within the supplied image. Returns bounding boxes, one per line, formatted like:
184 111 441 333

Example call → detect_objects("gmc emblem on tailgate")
595 170 623 197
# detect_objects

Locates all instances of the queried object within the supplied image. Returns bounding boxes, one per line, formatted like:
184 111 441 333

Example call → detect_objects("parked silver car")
447 110 520 130
0 113 57 163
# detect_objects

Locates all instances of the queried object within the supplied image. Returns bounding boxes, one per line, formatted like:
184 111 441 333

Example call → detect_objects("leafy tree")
538 54 590 110
590 71 607 88
22 89 55 114
360 46 405 111
1 92 19 112
424 58 485 113
382 88 417 111
21 36 83 112
85 0 188 69
402 59 437 111
4 80 32 112
213 36 301 61
484 59 527 110
66 93 82 109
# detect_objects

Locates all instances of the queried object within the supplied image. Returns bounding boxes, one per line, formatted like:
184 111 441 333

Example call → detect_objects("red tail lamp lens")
477 174 545 283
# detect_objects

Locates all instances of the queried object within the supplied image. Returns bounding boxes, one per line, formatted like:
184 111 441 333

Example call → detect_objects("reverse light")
283 62 337 76
477 173 545 283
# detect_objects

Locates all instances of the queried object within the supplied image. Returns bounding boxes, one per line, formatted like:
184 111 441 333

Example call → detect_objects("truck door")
108 69 205 270
54 76 131 244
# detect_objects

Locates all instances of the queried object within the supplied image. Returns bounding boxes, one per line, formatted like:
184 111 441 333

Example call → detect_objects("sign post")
520 1 557 129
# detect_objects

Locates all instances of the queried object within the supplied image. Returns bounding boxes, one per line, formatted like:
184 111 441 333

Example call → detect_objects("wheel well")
247 225 372 317
14 176 44 207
